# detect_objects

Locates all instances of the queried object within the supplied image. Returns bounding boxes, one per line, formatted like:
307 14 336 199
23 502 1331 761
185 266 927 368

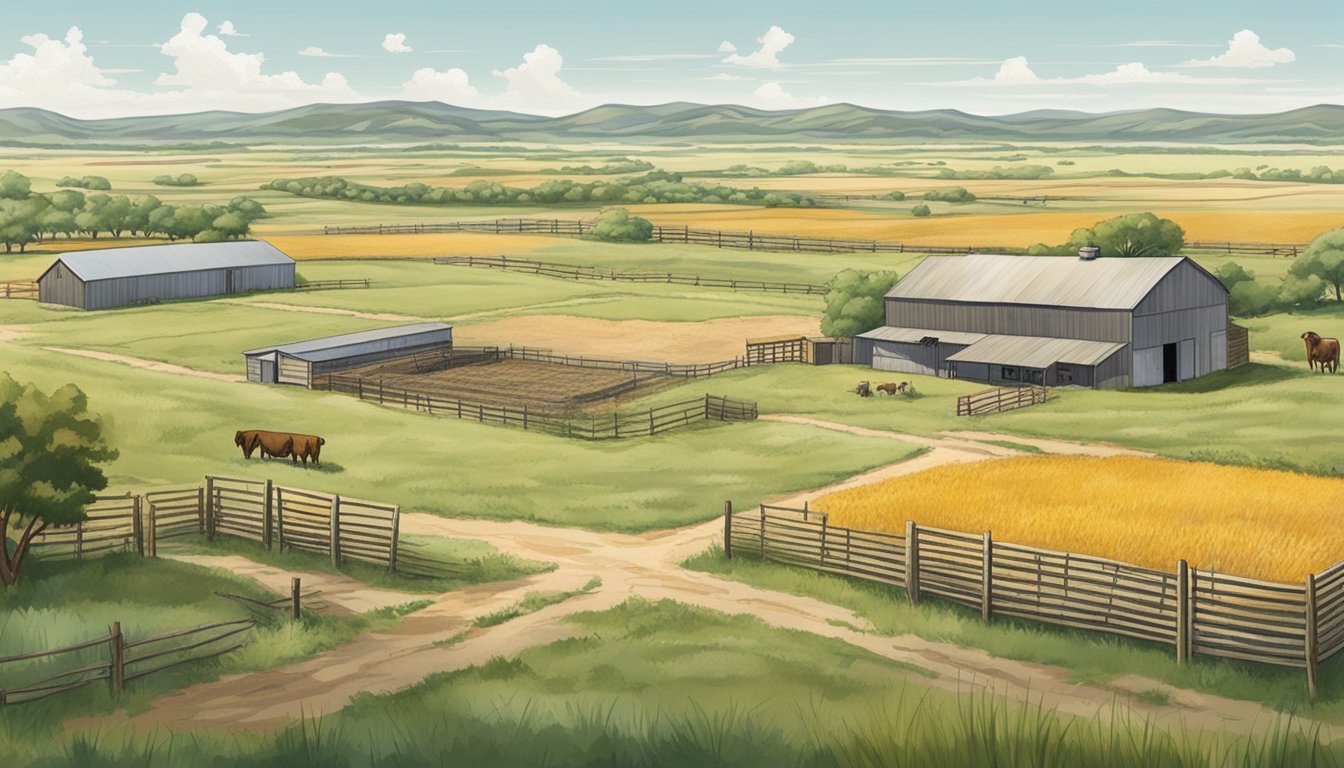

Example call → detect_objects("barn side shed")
244 323 454 387
37 241 295 310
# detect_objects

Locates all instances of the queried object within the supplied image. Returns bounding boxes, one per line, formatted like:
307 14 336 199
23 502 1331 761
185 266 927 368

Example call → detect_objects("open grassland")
814 455 1344 582
0 342 920 532
7 598 1340 767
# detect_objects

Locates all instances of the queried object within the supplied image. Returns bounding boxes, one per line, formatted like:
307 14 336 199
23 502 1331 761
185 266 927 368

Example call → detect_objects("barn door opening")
1162 342 1178 383
226 269 236 294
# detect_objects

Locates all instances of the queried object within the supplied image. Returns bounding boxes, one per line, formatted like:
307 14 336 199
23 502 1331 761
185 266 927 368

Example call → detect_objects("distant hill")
1 101 1341 146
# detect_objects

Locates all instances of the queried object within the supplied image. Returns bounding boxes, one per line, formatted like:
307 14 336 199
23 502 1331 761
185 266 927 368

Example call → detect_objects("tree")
0 196 48 253
821 269 901 337
911 204 931 217
585 207 653 243
1291 229 1344 302
210 212 250 240
0 170 31 200
0 374 117 587
1067 213 1184 258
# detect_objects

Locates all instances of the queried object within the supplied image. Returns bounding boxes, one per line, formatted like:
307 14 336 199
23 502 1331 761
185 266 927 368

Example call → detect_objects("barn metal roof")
243 323 453 363
946 334 1126 369
886 254 1188 310
45 241 294 282
855 326 988 346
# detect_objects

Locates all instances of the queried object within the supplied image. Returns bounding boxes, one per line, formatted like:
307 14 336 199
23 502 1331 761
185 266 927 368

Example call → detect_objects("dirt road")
104 420 1335 742
42 347 244 382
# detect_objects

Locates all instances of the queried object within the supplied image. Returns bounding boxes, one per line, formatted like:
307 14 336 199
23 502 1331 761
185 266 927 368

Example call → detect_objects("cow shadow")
242 456 346 474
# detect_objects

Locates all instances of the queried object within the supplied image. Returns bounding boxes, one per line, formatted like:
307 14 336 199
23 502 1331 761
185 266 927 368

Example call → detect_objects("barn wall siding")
1135 262 1228 316
885 300 1131 343
277 356 311 387
37 270 85 309
309 340 456 375
1131 305 1226 378
70 264 295 310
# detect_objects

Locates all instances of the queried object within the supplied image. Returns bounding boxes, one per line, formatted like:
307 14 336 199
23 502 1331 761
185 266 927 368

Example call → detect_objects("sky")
0 0 1340 119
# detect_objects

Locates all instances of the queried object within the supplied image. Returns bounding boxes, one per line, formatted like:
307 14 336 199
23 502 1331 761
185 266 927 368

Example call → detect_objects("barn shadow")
1127 363 1303 394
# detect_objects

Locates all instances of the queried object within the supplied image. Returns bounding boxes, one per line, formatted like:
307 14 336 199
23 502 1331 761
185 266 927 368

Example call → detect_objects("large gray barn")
243 323 454 387
37 241 295 310
854 253 1234 388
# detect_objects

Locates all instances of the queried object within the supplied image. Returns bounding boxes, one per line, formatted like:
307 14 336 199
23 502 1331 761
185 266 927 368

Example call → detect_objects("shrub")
821 269 901 337
584 208 653 243
911 204 931 217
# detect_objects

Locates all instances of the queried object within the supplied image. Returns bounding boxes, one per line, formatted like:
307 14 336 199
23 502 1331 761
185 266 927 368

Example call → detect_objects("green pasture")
0 343 920 532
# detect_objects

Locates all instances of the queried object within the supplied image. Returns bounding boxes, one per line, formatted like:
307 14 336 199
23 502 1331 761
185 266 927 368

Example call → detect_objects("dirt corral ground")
456 314 821 363
353 358 653 409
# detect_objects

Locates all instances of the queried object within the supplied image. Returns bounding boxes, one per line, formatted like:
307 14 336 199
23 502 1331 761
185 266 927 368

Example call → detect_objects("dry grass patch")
815 455 1344 582
262 232 559 260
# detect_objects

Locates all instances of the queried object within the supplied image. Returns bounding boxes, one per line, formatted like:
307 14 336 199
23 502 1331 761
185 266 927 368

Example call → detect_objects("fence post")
389 505 401 572
108 622 124 695
759 505 766 558
905 521 920 603
148 500 158 558
1176 560 1190 664
132 495 144 557
329 495 341 567
263 479 274 550
982 530 993 622
275 487 286 551
724 501 733 559
292 577 302 621
75 520 84 560
204 476 215 541
1306 572 1319 699
820 513 829 568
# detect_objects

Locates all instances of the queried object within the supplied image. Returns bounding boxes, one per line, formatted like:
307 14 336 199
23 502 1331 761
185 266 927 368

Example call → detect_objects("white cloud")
217 20 246 37
402 67 479 103
749 82 826 109
0 26 114 102
723 25 794 69
1077 62 1200 85
298 46 345 58
702 73 752 81
382 33 412 54
941 56 1284 88
717 40 736 53
491 43 587 114
986 56 1042 85
1182 29 1294 68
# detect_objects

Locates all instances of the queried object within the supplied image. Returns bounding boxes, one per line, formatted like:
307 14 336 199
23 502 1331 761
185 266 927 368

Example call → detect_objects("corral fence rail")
293 278 371 291
0 618 254 706
434 255 828 295
1187 241 1306 257
956 385 1049 416
723 502 1338 697
315 372 756 439
0 280 37 300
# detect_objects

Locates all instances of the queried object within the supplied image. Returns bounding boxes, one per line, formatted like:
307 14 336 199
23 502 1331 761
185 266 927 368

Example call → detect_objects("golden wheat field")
814 455 1344 582
261 233 559 260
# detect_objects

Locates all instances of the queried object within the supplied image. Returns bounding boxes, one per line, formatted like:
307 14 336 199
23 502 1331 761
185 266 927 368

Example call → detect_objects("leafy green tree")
0 374 117 587
228 196 267 218
821 269 900 337
0 170 32 200
211 212 250 240
585 207 653 243
1291 229 1344 302
911 204 931 217
1066 213 1184 258
883 191 905 201
0 196 48 253
922 187 975 203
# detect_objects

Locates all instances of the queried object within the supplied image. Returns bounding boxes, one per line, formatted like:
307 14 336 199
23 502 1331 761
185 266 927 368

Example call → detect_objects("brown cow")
876 381 909 396
291 434 326 466
1302 331 1340 374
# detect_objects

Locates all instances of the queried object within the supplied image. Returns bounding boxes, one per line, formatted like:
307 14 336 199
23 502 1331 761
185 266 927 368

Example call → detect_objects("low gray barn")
243 323 454 387
37 241 295 310
854 253 1232 388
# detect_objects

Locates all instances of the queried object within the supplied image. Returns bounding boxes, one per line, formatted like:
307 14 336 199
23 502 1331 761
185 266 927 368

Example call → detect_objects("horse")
1301 331 1340 374
876 382 909 396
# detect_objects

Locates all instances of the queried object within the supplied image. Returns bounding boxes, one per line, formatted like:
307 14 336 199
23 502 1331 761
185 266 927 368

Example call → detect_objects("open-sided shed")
243 323 454 387
37 240 295 310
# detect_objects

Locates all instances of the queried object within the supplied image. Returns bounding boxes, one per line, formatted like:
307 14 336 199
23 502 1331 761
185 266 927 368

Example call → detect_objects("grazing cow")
1301 331 1340 374
876 381 909 396
854 381 872 397
291 434 326 466
235 430 260 458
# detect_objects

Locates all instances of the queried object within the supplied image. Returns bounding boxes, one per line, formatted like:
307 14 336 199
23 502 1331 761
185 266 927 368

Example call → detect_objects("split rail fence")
293 278 371 291
724 503 1344 697
315 374 757 439
435 255 828 295
0 280 37 299
956 385 1050 416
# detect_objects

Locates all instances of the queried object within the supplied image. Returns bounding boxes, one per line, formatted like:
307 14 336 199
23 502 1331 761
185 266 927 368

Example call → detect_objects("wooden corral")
1227 322 1250 368
726 504 1344 697
956 385 1049 416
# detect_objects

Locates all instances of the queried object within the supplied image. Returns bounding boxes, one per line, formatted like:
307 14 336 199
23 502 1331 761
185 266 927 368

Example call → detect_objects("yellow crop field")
633 205 1344 246
262 233 559 260
814 456 1344 582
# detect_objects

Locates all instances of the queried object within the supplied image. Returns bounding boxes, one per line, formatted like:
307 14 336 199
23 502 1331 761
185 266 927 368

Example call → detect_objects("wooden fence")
0 618 254 706
1228 323 1250 368
1187 241 1307 257
724 503 1344 696
294 278 371 291
0 280 37 300
956 385 1049 416
315 374 757 439
28 494 144 560
745 336 809 365
435 255 828 295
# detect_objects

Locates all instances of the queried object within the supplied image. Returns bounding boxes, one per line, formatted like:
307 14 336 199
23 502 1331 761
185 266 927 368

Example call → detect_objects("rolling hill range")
1 101 1341 146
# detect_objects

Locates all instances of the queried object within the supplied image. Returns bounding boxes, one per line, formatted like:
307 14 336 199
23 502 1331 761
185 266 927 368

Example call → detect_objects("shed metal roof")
886 254 1189 310
45 241 294 282
243 323 453 363
855 326 988 346
946 334 1126 369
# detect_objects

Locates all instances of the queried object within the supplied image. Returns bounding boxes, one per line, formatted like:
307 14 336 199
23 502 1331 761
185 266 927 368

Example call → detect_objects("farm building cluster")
855 253 1248 388
243 323 454 387
37 241 295 310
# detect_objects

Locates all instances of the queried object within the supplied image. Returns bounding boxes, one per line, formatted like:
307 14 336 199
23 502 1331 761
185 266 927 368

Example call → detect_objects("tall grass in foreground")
816 455 1344 581
18 690 1341 768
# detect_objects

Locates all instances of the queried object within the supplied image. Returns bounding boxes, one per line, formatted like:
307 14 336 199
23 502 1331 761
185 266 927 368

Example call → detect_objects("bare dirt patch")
43 347 244 382
0 324 30 342
363 358 642 408
458 314 821 362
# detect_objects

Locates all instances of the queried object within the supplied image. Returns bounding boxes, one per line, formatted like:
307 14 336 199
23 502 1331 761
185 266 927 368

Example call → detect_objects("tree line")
262 171 816 208
0 170 266 253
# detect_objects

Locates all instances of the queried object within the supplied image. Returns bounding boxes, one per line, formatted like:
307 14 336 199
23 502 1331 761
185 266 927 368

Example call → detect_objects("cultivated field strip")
435 255 828 295
726 505 1341 695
